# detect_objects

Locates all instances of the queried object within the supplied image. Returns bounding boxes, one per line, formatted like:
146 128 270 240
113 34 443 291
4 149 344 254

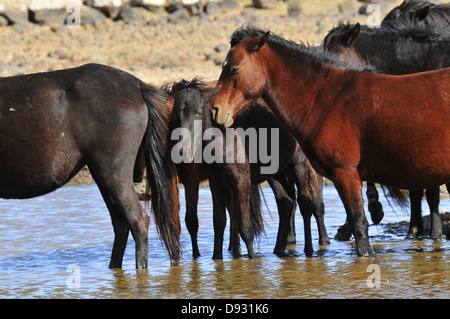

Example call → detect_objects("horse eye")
231 66 240 74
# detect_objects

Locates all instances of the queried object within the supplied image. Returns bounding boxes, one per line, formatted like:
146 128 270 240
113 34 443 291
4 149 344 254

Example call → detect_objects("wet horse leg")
407 189 424 239
268 175 296 256
209 173 228 260
425 187 443 239
89 162 150 269
228 202 241 254
366 182 384 224
184 179 201 258
295 160 329 256
305 166 330 246
333 170 372 257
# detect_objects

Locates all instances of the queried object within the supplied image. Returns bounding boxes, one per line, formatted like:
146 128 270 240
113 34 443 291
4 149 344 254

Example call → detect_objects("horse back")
0 64 148 198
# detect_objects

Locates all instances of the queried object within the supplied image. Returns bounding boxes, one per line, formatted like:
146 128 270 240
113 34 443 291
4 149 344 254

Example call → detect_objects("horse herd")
0 0 449 269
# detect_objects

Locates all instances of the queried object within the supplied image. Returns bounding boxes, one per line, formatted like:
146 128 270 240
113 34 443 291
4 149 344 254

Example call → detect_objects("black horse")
0 63 181 269
167 78 329 259
324 22 450 239
381 0 450 32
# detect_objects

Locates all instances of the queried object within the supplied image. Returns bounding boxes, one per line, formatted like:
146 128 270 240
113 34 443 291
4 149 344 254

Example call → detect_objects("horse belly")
360 131 450 189
0 129 83 199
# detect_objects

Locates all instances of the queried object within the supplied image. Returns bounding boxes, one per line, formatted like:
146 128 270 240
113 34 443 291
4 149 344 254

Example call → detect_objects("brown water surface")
0 185 448 298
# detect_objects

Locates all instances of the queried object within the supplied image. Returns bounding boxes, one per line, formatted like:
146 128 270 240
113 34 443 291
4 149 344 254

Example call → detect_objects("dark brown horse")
168 78 329 259
381 0 450 32
324 22 450 239
211 27 450 257
0 63 181 268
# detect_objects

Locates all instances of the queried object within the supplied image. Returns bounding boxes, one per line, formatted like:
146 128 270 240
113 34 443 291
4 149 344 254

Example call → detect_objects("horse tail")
140 83 181 265
381 185 409 211
250 185 265 239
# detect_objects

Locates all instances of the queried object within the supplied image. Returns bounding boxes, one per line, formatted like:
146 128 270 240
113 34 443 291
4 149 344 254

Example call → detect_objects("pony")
324 22 450 239
381 0 450 32
167 78 329 258
0 63 181 268
211 26 450 256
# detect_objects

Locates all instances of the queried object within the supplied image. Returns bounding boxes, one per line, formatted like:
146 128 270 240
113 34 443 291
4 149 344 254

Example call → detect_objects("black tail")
250 185 265 239
382 185 410 210
140 83 181 265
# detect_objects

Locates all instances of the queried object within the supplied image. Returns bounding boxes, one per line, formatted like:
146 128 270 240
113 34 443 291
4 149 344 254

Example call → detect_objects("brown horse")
167 78 329 258
0 63 181 268
211 27 450 256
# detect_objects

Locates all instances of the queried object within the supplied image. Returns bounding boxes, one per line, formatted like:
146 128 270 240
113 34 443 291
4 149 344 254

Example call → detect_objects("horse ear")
248 31 270 52
342 23 360 47
413 6 430 23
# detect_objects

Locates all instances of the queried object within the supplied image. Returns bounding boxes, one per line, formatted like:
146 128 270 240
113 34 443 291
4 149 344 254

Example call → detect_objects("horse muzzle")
211 105 234 128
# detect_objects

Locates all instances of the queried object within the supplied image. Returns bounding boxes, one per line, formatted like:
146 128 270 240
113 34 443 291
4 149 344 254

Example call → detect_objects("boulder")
252 0 278 9
28 8 69 25
78 5 108 25
0 10 29 26
114 6 148 22
204 1 221 15
85 0 123 7
131 0 166 6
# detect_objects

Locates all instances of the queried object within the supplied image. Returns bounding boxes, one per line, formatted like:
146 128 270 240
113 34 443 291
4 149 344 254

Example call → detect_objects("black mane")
381 0 450 31
323 21 450 75
324 21 450 49
163 77 208 95
230 25 374 72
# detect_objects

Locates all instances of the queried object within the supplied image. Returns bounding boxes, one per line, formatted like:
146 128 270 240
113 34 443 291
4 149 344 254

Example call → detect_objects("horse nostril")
211 106 217 120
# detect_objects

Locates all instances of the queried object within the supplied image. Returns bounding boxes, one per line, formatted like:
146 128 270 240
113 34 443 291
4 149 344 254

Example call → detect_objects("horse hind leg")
366 182 384 224
89 163 150 269
407 189 424 239
268 175 296 256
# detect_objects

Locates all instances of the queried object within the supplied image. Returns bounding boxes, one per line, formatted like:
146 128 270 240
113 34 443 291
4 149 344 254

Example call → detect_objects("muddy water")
0 184 448 299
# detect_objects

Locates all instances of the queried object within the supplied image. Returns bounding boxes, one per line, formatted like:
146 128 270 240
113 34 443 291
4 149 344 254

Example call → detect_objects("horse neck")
260 45 345 140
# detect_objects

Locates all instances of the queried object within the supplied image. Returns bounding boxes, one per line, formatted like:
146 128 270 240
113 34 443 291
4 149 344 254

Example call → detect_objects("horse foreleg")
209 175 227 260
425 187 443 239
334 170 372 257
184 180 201 258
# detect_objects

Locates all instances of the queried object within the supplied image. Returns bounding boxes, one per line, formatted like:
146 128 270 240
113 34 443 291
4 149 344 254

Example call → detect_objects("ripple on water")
0 185 449 298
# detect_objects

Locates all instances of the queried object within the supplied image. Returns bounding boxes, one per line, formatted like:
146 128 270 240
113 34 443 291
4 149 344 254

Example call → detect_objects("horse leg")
209 174 227 260
334 170 372 257
334 218 353 241
366 182 384 224
268 176 296 256
425 187 443 239
228 203 241 254
184 179 201 258
407 189 424 239
89 163 149 269
301 162 329 246
232 187 256 259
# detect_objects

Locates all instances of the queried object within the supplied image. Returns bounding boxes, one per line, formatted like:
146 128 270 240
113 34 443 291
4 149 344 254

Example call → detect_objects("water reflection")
0 184 448 298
